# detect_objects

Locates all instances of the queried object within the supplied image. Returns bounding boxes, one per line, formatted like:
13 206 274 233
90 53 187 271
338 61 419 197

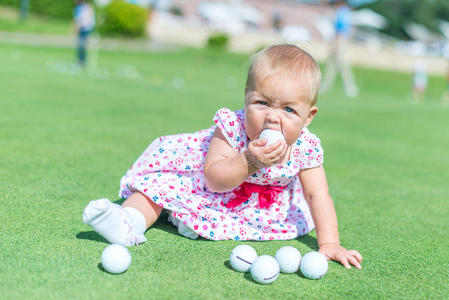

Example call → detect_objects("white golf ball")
101 244 131 274
259 129 286 145
250 255 280 284
275 246 302 273
300 251 328 279
230 245 258 272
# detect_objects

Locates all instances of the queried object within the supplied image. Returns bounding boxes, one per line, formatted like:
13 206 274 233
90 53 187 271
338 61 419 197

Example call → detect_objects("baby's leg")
122 192 163 228
83 192 162 246
123 193 199 240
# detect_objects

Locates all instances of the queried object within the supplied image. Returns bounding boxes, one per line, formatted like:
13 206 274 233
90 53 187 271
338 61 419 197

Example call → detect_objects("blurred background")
1 0 449 76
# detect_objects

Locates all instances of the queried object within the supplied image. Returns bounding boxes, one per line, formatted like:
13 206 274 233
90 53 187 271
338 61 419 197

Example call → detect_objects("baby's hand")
319 243 363 270
245 138 287 169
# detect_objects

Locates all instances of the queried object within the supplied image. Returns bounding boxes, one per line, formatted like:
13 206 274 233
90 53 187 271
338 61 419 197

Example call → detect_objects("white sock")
82 198 147 246
123 206 146 236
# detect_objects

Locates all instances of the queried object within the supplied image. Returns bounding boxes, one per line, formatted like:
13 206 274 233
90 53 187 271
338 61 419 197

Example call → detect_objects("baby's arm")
204 128 287 193
299 165 363 269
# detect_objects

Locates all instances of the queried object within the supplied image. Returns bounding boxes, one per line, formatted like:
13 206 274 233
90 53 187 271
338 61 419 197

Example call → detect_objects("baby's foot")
178 222 199 240
82 198 146 246
168 214 199 240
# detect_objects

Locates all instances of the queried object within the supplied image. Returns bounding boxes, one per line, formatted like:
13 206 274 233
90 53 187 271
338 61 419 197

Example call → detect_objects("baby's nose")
266 109 281 123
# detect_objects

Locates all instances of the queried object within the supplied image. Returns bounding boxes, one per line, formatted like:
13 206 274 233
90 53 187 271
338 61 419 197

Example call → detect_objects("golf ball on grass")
300 251 328 279
230 245 258 272
259 129 285 145
275 246 301 273
101 244 131 274
250 255 280 284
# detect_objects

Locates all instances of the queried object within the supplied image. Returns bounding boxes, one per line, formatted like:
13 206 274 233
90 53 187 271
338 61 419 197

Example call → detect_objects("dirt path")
1 23 447 76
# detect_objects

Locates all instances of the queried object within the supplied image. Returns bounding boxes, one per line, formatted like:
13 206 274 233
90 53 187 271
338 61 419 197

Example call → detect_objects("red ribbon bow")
225 182 285 209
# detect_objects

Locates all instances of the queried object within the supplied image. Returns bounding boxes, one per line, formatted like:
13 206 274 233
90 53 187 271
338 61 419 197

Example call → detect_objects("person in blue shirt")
321 0 358 98
334 1 351 37
73 0 95 66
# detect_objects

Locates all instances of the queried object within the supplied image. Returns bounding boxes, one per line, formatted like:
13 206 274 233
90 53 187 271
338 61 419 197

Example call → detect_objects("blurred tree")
98 0 148 37
436 1 449 22
360 0 449 40
0 0 74 20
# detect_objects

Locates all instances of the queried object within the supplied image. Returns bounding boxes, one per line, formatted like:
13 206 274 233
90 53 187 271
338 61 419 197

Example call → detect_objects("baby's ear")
304 106 318 127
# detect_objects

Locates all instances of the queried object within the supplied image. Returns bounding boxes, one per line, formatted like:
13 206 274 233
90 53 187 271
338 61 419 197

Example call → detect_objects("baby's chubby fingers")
335 254 351 269
264 139 286 155
278 142 288 157
261 139 282 152
252 138 267 148
266 141 287 162
347 255 362 270
348 250 363 262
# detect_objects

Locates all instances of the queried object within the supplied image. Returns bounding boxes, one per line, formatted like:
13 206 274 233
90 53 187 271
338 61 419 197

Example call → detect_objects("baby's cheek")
284 130 301 146
244 123 258 142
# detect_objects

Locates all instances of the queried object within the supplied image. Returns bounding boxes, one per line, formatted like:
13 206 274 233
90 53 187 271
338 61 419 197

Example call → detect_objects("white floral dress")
119 108 324 241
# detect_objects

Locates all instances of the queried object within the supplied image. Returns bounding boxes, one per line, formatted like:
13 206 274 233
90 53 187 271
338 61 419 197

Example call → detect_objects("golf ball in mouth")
101 244 131 274
300 251 328 279
275 246 302 274
229 245 258 272
250 255 280 284
259 129 286 145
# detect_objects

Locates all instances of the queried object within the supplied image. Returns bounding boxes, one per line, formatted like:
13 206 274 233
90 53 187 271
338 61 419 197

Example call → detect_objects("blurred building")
94 0 445 74
168 0 333 40
146 1 447 75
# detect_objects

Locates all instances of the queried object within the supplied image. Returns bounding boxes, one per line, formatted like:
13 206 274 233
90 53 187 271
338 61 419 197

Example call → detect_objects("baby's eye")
284 106 295 113
256 100 268 106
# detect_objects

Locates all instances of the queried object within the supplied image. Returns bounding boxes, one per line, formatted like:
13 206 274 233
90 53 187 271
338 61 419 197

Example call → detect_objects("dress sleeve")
297 128 324 169
212 108 247 152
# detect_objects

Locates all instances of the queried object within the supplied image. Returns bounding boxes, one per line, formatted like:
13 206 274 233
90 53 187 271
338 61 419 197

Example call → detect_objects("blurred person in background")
411 62 428 103
441 44 449 106
321 0 358 98
442 67 449 106
272 10 282 31
73 0 95 67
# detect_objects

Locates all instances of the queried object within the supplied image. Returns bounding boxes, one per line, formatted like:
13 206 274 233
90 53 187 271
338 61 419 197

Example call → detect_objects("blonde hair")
246 44 321 105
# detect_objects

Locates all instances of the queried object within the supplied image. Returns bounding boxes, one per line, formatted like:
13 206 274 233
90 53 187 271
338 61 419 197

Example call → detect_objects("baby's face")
244 72 317 146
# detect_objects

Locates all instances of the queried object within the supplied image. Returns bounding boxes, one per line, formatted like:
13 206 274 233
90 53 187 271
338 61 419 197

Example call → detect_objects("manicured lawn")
0 42 448 299
0 6 71 34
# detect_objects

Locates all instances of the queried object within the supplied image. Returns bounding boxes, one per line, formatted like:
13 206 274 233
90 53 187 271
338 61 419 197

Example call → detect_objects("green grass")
0 6 71 34
1 42 448 299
